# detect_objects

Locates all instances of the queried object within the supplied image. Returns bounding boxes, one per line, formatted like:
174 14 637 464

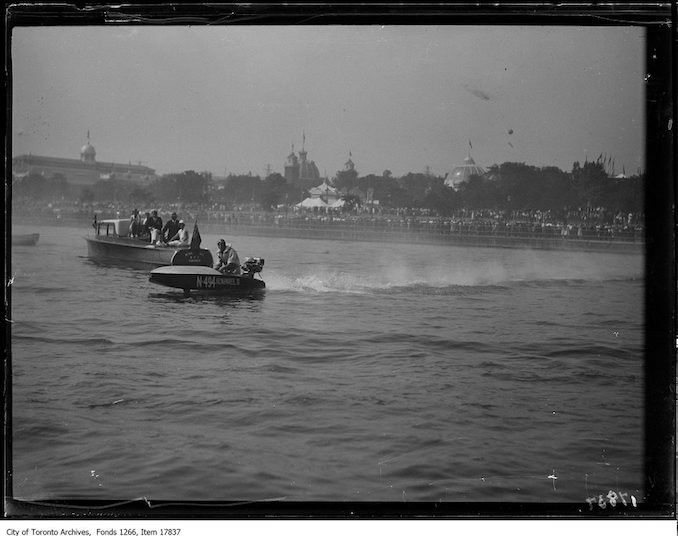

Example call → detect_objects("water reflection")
147 290 266 306
84 257 161 272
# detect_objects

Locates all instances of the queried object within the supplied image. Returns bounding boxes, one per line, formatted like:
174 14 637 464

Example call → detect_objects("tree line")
13 160 644 217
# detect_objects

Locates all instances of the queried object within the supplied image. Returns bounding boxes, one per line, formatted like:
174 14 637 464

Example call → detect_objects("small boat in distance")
12 233 40 246
85 216 197 268
149 250 266 297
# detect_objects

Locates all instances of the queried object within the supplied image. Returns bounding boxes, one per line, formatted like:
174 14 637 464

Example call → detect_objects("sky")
11 24 646 178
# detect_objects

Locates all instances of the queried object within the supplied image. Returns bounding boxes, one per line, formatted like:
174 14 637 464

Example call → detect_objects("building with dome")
80 135 96 163
444 153 487 189
283 135 321 188
343 152 356 173
12 131 157 190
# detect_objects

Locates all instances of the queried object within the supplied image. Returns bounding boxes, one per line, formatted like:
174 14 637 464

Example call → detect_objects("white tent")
329 198 346 209
296 197 328 209
309 181 338 197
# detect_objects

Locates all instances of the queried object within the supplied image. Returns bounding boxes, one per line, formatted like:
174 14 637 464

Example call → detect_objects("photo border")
4 1 675 520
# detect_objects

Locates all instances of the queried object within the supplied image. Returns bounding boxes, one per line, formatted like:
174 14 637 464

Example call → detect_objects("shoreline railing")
13 213 644 254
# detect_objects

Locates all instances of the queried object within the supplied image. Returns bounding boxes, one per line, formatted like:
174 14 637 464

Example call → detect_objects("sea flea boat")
149 250 266 297
85 217 192 268
12 233 40 246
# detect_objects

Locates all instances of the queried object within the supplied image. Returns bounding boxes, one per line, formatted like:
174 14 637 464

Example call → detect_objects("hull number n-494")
196 275 240 288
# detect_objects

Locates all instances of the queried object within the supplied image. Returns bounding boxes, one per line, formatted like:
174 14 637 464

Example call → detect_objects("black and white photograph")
5 3 674 528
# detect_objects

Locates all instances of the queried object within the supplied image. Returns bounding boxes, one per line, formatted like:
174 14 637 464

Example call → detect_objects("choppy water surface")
10 224 644 504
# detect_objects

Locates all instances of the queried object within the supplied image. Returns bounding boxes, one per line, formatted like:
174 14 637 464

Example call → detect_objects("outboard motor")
242 257 265 277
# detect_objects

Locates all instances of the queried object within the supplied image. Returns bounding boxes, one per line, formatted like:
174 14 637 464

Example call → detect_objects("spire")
302 131 306 150
81 129 96 162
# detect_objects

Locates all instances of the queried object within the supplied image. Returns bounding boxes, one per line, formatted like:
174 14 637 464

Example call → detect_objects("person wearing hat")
129 208 141 238
162 212 180 242
147 209 163 243
140 211 152 240
214 239 241 275
167 220 189 247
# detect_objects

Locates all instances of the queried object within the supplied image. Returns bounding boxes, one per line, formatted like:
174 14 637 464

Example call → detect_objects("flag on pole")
469 139 472 150
190 221 202 249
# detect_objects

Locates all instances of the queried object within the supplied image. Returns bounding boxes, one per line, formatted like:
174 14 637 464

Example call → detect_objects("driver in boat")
214 239 242 275
166 220 189 247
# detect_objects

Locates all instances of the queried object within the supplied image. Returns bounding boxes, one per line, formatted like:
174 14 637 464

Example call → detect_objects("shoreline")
216 223 643 255
13 215 643 255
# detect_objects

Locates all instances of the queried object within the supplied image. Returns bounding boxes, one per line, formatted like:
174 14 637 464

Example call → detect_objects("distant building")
283 135 321 188
343 152 356 174
444 152 487 189
11 132 157 189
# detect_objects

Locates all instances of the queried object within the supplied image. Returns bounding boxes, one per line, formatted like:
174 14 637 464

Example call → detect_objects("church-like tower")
80 130 96 163
343 151 355 173
284 133 320 186
284 143 300 182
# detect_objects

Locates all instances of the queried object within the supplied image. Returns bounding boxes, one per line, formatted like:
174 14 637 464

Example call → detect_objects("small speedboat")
149 249 265 296
13 233 40 246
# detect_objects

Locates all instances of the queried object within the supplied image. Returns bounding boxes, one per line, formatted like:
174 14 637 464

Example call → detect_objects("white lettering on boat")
196 275 240 288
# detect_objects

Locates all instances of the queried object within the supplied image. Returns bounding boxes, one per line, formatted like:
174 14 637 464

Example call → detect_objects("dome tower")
80 130 96 163
444 152 486 189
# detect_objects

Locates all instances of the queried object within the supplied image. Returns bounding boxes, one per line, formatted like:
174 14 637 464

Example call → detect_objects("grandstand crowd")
13 197 644 243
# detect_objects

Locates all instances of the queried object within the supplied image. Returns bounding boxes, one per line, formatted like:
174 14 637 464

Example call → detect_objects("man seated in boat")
162 212 180 243
214 239 242 275
140 211 152 240
166 220 189 247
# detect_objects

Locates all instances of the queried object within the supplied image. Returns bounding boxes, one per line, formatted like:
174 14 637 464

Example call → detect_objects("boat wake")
267 271 373 294
264 260 641 295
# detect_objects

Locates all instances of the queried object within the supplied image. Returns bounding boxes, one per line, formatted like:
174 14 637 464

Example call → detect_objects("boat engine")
242 257 265 277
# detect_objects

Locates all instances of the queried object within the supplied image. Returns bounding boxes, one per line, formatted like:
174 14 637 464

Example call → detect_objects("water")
9 224 645 504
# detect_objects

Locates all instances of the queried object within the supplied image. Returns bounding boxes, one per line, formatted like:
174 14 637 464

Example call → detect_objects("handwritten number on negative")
586 491 634 510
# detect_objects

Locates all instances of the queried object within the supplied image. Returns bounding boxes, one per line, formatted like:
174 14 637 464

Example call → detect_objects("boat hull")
13 233 40 246
85 235 187 268
149 265 266 293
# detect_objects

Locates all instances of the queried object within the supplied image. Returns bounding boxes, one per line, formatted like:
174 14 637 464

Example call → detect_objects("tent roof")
296 197 328 208
309 181 337 195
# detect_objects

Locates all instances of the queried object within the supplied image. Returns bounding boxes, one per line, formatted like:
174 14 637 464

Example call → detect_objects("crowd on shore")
12 197 645 243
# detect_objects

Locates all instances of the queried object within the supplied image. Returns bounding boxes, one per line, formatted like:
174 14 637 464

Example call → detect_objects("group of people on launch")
129 209 188 246
128 208 242 274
